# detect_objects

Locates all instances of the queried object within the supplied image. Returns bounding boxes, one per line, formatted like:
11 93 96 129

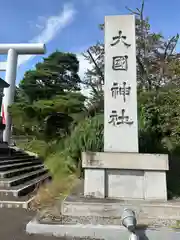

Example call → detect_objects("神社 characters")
108 109 134 126
111 81 131 102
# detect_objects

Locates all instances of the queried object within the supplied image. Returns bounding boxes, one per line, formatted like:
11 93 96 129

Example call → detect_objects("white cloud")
77 54 91 80
77 54 91 97
17 3 76 67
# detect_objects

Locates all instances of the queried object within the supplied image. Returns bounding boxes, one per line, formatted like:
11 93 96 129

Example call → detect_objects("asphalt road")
0 208 58 239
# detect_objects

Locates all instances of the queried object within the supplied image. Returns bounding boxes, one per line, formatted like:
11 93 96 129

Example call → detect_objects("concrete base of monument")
61 179 180 221
82 151 169 201
62 194 180 220
26 192 180 239
26 180 180 239
26 220 180 240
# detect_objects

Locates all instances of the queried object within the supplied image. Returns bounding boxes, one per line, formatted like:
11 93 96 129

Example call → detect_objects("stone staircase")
0 145 51 208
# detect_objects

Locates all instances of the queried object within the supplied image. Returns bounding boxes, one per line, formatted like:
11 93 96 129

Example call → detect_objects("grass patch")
15 115 104 211
16 139 78 211
16 138 49 158
31 174 77 211
170 220 180 230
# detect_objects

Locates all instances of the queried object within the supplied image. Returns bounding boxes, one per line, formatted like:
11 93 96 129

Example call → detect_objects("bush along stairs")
0 145 51 208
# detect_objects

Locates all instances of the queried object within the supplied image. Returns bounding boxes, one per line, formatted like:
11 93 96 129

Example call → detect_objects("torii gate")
0 44 46 143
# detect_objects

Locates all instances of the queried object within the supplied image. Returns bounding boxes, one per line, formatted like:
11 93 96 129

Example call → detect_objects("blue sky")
0 0 180 85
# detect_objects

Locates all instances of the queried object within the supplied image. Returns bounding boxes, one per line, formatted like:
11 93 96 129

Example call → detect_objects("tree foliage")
83 0 180 94
19 51 81 103
10 51 85 140
127 1 180 90
139 87 180 154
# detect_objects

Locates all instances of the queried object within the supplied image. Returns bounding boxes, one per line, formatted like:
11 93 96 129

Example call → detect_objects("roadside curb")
26 219 180 239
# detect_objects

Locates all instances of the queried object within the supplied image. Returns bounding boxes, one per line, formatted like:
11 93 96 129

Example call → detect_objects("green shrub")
17 115 104 179
63 114 104 165
45 151 76 180
17 138 49 158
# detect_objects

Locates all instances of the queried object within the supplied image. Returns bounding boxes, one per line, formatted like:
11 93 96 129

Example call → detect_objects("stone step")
0 195 34 209
11 150 27 154
0 173 51 198
0 147 11 155
0 156 37 165
0 168 48 187
0 159 42 171
0 153 30 160
0 190 35 201
0 164 44 178
0 152 12 157
0 147 51 209
0 194 31 201
12 152 31 157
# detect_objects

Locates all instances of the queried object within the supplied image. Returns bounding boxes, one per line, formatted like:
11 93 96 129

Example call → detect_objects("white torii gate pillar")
0 44 46 143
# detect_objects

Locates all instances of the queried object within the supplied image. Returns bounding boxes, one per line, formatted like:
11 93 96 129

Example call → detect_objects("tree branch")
125 6 140 15
87 49 104 83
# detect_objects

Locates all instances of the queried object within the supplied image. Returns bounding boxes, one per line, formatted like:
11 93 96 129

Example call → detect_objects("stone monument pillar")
104 15 138 153
82 15 169 201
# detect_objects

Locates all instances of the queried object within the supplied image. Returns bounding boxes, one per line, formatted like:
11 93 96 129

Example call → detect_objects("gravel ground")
36 206 179 229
